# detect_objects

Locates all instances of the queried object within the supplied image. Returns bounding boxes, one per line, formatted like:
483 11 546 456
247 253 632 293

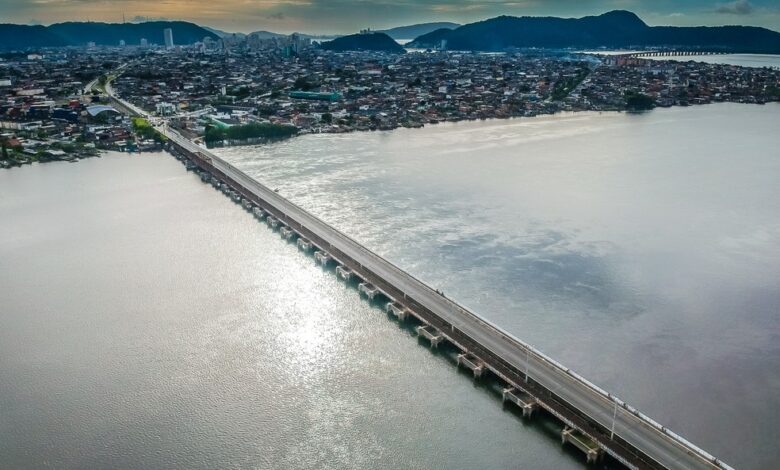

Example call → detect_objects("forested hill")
0 21 218 50
320 33 406 53
408 10 780 54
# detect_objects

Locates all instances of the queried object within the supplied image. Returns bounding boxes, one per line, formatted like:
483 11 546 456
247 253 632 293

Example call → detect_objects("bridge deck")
105 76 730 469
161 127 730 470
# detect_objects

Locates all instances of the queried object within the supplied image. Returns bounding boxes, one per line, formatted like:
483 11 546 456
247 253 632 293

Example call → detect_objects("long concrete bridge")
623 51 728 58
107 81 734 470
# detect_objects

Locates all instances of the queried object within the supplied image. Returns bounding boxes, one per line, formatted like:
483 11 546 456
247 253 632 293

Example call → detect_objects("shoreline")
216 100 780 147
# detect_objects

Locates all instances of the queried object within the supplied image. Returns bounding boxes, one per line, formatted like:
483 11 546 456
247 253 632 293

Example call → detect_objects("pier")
457 352 485 379
313 250 332 266
386 301 410 321
107 86 734 470
336 265 354 281
357 282 380 300
416 325 445 348
502 387 539 418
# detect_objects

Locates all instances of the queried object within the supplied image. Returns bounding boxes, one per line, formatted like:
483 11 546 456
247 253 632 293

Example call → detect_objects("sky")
2 0 779 34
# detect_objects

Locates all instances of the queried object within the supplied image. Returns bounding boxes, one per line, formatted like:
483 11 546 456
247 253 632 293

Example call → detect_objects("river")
1 102 778 469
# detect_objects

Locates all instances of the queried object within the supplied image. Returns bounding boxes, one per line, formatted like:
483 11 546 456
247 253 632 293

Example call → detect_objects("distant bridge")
622 51 728 58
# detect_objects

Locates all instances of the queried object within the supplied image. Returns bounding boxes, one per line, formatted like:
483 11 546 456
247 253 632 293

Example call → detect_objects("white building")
164 28 174 49
156 102 176 116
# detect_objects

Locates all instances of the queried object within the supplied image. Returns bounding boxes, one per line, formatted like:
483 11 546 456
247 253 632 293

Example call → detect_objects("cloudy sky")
2 0 779 34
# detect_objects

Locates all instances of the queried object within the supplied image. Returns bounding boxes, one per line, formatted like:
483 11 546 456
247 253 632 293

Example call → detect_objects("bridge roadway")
165 129 730 470
105 81 731 470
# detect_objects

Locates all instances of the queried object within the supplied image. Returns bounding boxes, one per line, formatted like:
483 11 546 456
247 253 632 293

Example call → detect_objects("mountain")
378 22 460 40
320 32 406 53
408 10 780 54
203 26 245 39
0 25 68 49
249 30 285 39
0 21 218 50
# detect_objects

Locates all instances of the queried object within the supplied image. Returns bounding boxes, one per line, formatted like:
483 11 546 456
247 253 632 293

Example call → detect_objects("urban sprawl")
2 31 779 168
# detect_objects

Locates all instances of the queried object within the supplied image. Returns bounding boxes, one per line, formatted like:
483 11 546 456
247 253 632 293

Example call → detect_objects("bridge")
621 51 728 58
107 78 734 470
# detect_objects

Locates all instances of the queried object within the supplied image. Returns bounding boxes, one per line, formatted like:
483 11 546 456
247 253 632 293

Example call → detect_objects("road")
107 78 731 470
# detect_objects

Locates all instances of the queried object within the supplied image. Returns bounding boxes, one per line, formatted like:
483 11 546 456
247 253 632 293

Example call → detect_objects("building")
156 102 176 116
119 39 126 47
289 91 342 102
140 38 148 47
164 28 174 49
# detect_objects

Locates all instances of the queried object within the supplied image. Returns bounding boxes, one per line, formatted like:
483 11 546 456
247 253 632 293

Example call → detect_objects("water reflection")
217 103 780 469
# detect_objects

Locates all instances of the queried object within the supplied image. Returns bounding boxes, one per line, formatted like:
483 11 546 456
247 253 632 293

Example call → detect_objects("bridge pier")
416 325 444 348
266 216 280 229
386 301 409 321
252 207 267 219
279 227 296 241
457 352 485 379
314 250 332 266
297 238 313 252
502 387 538 418
562 427 604 464
358 282 379 300
336 265 353 281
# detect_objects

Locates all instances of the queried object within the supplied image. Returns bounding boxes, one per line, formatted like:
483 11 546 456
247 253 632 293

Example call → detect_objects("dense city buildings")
2 35 779 165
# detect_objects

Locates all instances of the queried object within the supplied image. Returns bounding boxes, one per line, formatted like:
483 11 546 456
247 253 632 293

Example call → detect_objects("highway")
107 79 732 470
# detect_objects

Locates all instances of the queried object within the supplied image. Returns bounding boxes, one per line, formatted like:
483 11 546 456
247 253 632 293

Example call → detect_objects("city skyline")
2 0 780 34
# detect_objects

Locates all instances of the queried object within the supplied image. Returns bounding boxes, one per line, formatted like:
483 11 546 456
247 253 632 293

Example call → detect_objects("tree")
624 91 656 111
1 143 8 160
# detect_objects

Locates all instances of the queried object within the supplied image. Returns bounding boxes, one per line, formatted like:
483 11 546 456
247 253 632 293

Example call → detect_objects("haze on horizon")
1 0 779 35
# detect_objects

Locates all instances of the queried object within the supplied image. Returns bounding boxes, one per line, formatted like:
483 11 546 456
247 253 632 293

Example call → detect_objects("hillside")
408 10 780 54
378 22 460 40
0 21 218 50
320 32 406 53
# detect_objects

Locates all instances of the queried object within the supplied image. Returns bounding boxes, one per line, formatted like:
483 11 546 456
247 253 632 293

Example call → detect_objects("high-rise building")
164 28 174 49
140 38 148 47
119 39 126 47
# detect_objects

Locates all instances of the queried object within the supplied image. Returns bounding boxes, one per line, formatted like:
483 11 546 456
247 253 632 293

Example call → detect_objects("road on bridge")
106 75 730 470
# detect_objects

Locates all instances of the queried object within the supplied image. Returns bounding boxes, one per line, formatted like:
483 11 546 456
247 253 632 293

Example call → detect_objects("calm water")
1 103 778 469
216 103 780 470
0 153 585 469
643 53 780 69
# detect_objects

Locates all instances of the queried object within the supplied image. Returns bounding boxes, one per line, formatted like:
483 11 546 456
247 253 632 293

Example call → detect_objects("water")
2 103 779 469
0 153 585 469
215 103 780 469
643 54 780 69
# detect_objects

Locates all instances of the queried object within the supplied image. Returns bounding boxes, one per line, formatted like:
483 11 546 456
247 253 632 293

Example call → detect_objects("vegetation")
204 122 298 144
320 33 406 54
407 10 780 54
132 117 167 142
551 68 589 101
624 91 656 110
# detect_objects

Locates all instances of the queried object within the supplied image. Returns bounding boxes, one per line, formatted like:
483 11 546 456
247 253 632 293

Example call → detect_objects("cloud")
714 0 754 15
132 15 172 22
